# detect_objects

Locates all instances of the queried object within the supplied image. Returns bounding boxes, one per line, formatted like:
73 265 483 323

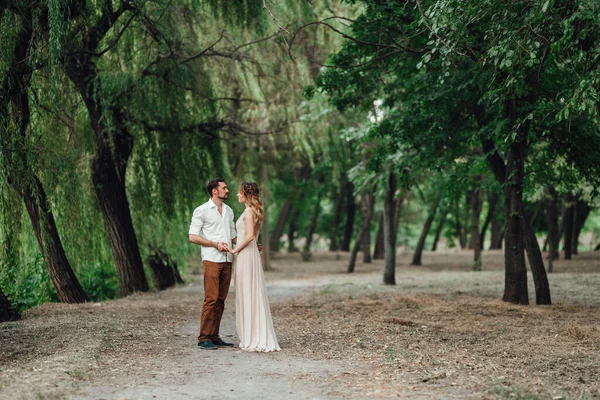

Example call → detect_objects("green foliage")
0 0 361 310
0 254 58 313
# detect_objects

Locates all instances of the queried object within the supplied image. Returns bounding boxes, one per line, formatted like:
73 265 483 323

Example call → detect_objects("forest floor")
0 250 599 399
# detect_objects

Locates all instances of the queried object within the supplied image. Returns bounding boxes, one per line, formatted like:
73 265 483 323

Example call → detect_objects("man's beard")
218 193 228 200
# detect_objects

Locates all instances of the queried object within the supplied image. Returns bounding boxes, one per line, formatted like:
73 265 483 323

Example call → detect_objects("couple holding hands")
188 178 280 352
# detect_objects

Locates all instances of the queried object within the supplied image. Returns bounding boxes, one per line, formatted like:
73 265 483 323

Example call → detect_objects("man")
189 177 236 350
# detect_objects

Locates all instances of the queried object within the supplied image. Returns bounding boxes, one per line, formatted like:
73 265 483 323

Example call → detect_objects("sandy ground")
0 249 599 399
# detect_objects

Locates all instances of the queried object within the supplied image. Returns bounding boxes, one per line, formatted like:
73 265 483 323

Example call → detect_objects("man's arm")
189 234 227 252
189 206 227 252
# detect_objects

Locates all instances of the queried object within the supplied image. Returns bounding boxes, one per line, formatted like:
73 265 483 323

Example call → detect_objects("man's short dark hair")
206 177 225 196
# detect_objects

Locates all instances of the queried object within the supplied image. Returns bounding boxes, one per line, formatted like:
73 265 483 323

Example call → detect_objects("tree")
0 3 88 303
311 0 600 304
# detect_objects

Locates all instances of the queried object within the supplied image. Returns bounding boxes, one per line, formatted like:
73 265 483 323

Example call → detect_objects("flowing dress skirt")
234 240 280 352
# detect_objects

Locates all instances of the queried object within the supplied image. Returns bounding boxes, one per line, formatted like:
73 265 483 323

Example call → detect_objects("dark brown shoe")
212 338 234 347
198 339 218 350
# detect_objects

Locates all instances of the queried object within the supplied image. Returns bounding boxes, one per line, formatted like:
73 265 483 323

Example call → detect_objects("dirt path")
1 250 598 399
65 281 370 400
0 273 403 400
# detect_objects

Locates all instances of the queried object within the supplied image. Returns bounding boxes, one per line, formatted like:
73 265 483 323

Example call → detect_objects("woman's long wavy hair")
240 182 264 226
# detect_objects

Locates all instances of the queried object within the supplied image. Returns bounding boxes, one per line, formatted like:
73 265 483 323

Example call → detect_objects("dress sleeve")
189 207 204 235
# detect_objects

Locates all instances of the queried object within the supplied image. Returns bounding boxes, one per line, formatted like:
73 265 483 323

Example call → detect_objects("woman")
227 182 280 352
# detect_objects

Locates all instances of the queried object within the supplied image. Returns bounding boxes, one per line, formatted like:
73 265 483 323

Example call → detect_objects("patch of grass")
319 284 337 295
66 368 86 380
100 337 115 350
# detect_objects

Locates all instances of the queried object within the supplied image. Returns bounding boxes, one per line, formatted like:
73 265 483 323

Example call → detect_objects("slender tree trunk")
529 201 542 228
412 196 440 266
471 177 483 270
465 192 472 249
329 182 346 251
454 197 468 249
20 178 89 302
571 198 579 255
431 210 447 251
572 197 591 255
383 171 397 285
480 192 499 249
563 192 575 260
394 194 405 236
454 209 465 249
270 200 293 252
347 189 374 272
361 192 374 264
347 228 363 273
546 185 559 271
287 207 299 252
261 164 271 270
520 202 552 305
3 24 88 303
373 214 385 259
269 164 310 252
65 61 148 296
490 219 503 249
303 192 323 253
340 182 356 251
0 287 19 322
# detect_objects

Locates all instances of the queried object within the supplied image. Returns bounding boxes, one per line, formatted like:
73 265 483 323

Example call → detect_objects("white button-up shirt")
189 198 237 263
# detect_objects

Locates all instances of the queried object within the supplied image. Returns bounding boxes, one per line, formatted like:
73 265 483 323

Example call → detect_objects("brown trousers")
198 260 232 342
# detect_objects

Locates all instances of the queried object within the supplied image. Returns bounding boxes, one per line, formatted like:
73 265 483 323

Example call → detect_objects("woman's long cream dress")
234 209 280 352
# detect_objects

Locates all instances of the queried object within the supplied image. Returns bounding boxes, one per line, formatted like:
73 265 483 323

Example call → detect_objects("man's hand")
257 243 263 252
217 242 228 252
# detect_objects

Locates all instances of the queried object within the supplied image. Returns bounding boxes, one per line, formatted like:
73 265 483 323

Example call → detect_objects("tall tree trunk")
502 139 529 304
465 191 472 249
347 228 363 273
347 189 374 273
361 192 374 264
270 164 310 252
383 171 397 285
412 196 440 266
270 200 293 252
471 177 483 270
19 178 89 303
3 22 88 303
479 192 499 249
329 181 346 251
287 207 299 253
529 201 542 228
373 214 385 259
261 164 271 270
520 202 552 305
0 287 19 322
431 210 447 251
65 60 148 296
546 185 559 271
454 197 468 249
340 181 356 251
563 192 575 260
394 194 405 235
481 127 528 304
490 218 503 249
303 192 323 253
572 197 591 255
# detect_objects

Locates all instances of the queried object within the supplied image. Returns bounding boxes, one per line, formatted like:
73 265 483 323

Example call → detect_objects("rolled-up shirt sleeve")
189 207 204 236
